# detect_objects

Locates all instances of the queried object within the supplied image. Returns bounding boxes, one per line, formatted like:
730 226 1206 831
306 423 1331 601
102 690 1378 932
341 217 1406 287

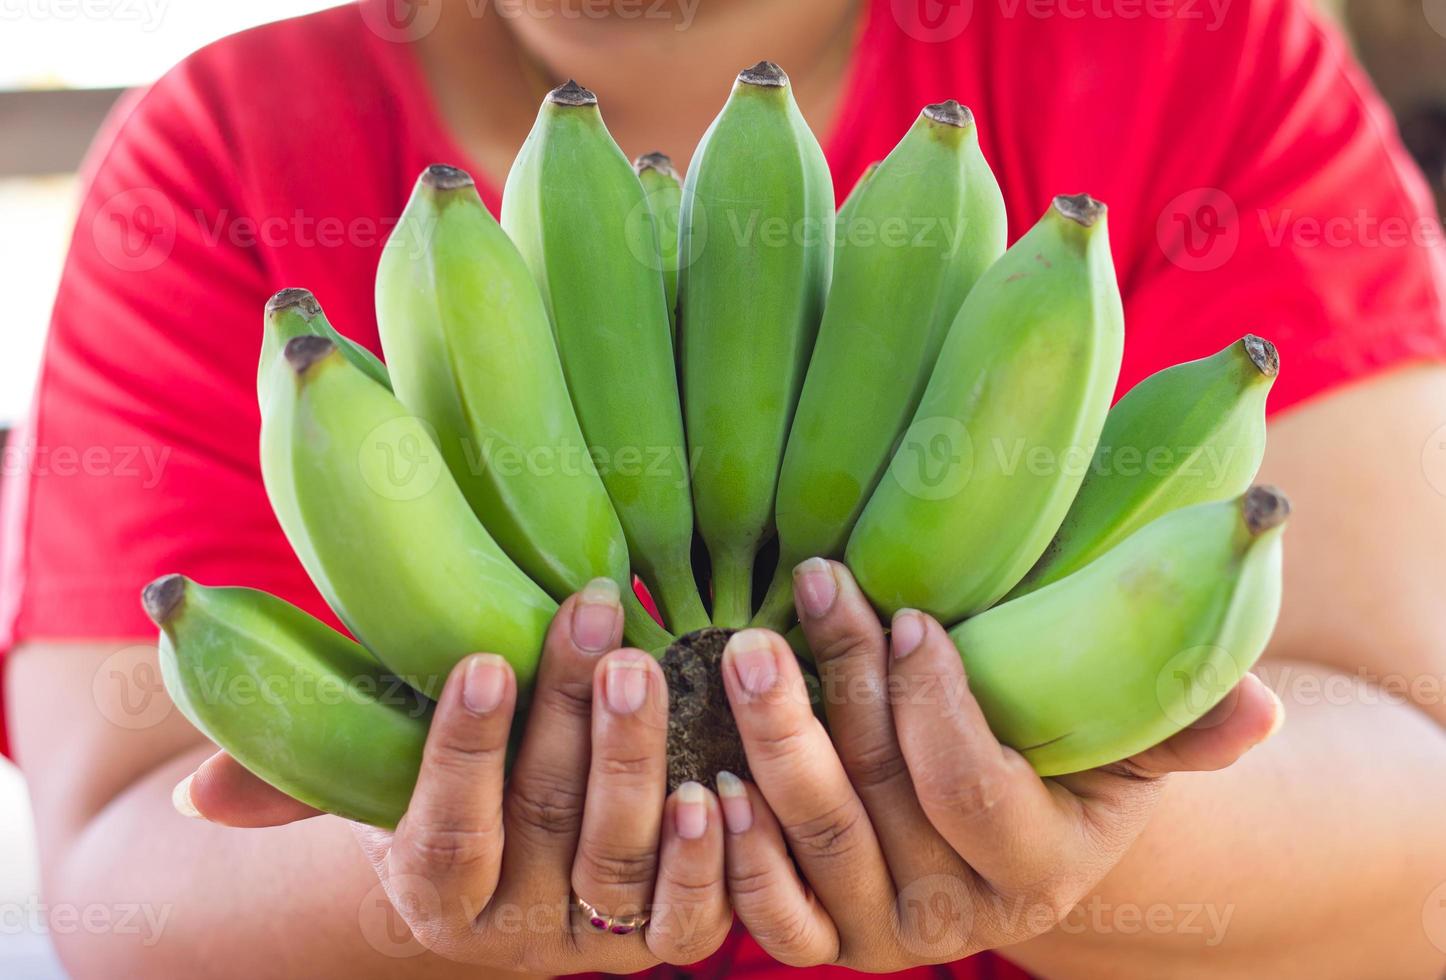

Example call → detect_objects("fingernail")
463 654 507 714
715 771 753 833
891 609 927 659
793 557 838 619
572 577 622 653
675 781 708 840
172 774 200 819
727 629 778 697
1264 687 1287 740
605 656 649 715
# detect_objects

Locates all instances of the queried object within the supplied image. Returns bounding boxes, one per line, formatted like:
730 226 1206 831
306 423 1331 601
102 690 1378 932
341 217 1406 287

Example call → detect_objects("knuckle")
405 824 498 872
650 906 726 965
426 733 507 777
784 800 864 861
592 750 658 781
576 844 657 889
752 906 833 967
726 864 778 905
748 719 817 767
841 736 910 793
506 771 585 840
656 862 718 905
919 766 1009 821
536 674 594 722
813 630 878 671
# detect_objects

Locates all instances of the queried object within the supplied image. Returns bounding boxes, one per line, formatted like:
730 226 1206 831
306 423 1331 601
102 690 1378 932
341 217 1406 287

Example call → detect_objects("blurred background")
0 1 1441 975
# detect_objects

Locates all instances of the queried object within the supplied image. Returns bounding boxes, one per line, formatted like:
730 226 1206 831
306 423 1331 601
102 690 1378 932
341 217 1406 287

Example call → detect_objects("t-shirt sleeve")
1111 0 1446 409
0 58 322 659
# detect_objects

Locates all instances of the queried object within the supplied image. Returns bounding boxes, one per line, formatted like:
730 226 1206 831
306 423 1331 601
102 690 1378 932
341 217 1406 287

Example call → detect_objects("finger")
502 579 623 884
794 560 957 881
389 654 515 920
1123 672 1284 776
717 772 839 968
646 782 730 965
177 751 323 828
722 629 896 943
571 648 668 936
1061 673 1284 800
889 611 1081 895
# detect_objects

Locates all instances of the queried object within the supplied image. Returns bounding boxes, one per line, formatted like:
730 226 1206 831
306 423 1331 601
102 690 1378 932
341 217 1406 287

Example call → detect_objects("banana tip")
634 151 678 178
924 100 973 128
142 574 187 626
265 287 321 319
284 335 336 374
1243 335 1280 377
548 79 597 107
420 164 475 192
1054 194 1107 227
738 61 788 87
1242 486 1291 535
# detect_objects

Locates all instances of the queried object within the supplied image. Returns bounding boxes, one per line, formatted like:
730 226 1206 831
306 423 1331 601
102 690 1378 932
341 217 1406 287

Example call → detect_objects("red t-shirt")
3 0 1443 976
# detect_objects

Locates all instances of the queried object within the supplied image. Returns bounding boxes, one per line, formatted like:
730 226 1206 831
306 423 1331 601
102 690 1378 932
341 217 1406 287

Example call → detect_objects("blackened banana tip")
924 100 973 128
284 335 336 374
739 61 788 87
1243 335 1280 377
142 574 186 626
421 164 475 192
1242 485 1291 536
634 151 678 178
1054 194 1107 227
548 79 597 107
266 287 321 319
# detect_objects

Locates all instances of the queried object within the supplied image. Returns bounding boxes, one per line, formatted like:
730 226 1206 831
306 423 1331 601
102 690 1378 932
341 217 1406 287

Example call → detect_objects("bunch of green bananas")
147 62 1289 828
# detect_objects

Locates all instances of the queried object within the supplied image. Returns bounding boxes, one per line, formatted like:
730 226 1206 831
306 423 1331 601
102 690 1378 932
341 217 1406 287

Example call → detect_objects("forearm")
46 743 542 980
1006 661 1446 979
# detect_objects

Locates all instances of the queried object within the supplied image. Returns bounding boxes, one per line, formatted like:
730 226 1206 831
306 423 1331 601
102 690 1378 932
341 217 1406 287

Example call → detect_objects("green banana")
755 102 1007 629
836 160 880 226
145 574 427 828
260 335 557 698
679 61 835 627
1008 335 1279 599
258 287 391 402
847 194 1125 623
633 150 684 339
502 83 709 635
951 486 1289 776
376 165 671 649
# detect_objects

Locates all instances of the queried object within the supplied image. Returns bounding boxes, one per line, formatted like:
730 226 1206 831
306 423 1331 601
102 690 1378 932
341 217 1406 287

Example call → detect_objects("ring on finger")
574 892 650 936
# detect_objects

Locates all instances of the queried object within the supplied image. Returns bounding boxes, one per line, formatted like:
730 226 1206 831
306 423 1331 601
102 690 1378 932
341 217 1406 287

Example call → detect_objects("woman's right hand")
173 580 731 975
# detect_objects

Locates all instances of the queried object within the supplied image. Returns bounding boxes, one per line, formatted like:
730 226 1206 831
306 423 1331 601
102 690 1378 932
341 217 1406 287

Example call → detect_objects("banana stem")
648 569 712 637
784 624 813 665
709 551 756 629
622 594 675 651
750 564 799 633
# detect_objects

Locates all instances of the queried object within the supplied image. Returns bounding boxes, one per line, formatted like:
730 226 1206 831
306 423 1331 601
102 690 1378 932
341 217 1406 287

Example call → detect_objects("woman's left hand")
714 559 1284 971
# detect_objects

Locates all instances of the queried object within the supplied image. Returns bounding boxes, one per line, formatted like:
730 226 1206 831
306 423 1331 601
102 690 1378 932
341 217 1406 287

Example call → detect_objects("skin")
8 1 1446 976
